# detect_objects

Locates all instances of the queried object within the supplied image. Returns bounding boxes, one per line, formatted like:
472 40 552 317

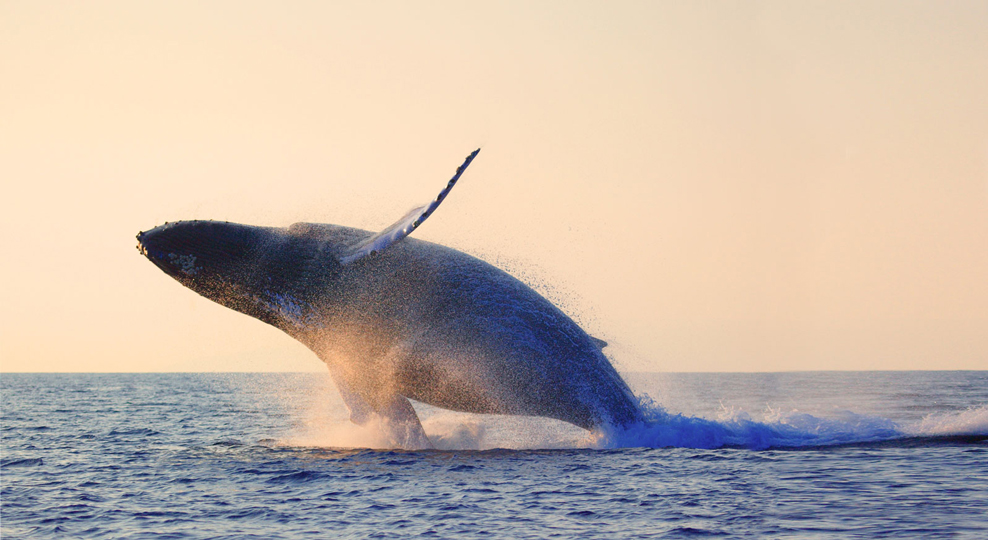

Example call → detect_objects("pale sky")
1 1 985 373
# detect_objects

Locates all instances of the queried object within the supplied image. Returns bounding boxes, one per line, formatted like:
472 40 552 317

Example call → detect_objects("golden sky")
1 1 985 372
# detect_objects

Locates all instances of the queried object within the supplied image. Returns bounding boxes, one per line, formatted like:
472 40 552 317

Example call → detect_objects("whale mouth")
136 230 164 270
135 231 155 260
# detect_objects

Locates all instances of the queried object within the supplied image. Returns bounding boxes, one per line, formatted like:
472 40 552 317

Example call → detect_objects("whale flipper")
340 148 480 264
327 361 432 449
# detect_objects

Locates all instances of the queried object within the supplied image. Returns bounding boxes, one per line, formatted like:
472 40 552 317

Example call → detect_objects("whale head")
136 220 272 283
137 220 336 330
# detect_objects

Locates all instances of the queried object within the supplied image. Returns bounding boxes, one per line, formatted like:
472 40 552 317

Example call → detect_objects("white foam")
285 416 429 450
904 406 988 437
277 377 987 451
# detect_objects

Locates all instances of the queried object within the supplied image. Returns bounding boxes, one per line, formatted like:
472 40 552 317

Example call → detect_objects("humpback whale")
137 149 644 448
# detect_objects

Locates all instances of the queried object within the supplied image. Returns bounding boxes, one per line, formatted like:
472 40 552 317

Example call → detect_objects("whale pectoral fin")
339 148 480 265
375 394 433 450
591 336 608 349
329 371 432 449
331 372 376 425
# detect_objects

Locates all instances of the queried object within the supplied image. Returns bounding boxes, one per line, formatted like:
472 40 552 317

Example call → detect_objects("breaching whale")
137 149 644 448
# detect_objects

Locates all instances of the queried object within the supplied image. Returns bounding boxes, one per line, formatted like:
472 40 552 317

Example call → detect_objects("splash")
281 404 987 451
590 398 988 450
277 373 988 451
903 406 988 438
282 408 588 451
285 416 431 450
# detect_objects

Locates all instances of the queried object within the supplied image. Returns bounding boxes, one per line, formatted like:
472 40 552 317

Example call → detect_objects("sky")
1 1 986 373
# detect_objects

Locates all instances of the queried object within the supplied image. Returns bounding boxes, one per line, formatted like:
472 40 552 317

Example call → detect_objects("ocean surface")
2 371 986 539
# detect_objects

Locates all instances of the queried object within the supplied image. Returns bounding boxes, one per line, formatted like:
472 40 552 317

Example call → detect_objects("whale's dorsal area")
339 148 480 265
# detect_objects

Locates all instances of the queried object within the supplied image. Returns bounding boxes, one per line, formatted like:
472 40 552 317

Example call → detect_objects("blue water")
2 371 986 538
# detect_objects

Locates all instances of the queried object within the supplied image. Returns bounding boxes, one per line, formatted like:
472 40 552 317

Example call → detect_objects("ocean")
2 371 986 538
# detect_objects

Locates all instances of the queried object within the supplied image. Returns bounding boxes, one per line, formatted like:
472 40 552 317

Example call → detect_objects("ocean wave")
1 457 44 468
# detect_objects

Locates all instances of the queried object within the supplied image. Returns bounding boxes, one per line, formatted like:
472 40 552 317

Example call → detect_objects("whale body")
137 150 644 447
